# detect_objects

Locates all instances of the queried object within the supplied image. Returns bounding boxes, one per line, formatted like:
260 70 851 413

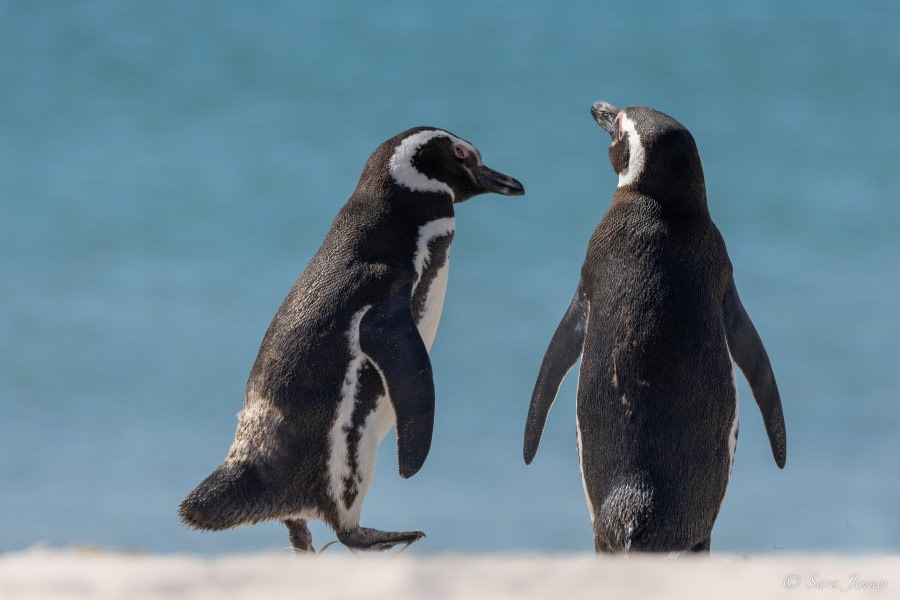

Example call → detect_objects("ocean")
1 0 898 554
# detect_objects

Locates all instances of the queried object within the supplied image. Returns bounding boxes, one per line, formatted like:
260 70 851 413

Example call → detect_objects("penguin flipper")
723 276 787 468
360 275 435 479
524 280 589 464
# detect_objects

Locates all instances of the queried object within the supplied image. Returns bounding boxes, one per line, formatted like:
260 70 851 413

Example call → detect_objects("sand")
1 548 897 600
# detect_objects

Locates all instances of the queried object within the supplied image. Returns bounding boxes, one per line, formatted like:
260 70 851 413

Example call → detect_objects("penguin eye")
453 144 470 160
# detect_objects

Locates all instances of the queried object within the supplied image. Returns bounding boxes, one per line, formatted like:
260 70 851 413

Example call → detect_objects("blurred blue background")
1 0 898 555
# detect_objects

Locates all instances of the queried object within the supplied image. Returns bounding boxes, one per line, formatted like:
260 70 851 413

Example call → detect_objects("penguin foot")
337 527 425 552
284 519 315 554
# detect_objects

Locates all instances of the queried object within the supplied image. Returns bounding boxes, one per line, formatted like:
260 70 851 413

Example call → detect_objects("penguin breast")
411 217 455 350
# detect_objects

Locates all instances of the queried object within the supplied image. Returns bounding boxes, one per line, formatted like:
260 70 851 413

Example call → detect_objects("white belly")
325 217 455 529
414 262 448 351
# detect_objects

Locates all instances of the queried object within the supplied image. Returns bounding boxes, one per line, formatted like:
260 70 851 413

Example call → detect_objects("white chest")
415 264 449 350
412 217 455 351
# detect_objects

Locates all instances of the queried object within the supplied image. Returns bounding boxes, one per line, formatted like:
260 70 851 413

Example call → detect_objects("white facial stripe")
617 114 646 188
389 130 472 199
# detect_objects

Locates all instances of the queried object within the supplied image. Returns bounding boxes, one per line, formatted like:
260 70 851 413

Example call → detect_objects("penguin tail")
594 478 655 553
178 461 268 531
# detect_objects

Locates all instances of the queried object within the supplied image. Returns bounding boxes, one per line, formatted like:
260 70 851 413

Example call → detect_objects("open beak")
591 100 620 139
470 164 525 196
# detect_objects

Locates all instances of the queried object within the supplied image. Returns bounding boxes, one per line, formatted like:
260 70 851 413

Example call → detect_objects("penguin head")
591 101 707 210
375 127 524 203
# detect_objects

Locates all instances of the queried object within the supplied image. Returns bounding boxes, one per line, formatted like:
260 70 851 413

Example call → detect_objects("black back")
180 126 524 532
525 104 784 553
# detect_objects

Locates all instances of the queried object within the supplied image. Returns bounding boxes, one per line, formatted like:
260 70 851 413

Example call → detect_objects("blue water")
2 0 898 555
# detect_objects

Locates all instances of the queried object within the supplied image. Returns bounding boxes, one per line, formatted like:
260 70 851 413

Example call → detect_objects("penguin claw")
390 539 417 557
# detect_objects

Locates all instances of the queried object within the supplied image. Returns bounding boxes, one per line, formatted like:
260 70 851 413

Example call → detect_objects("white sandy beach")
1 548 896 600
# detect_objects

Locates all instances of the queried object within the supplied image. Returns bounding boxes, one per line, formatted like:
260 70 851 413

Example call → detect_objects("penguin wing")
359 274 435 479
524 280 589 464
723 276 787 468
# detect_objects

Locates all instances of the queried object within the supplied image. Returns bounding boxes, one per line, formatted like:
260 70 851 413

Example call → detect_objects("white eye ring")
453 144 470 159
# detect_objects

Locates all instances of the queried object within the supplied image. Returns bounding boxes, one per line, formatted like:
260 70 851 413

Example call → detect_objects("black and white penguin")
180 127 524 552
523 101 786 553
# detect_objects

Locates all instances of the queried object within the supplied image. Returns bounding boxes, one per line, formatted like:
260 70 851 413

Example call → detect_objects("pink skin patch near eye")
616 112 626 141
453 143 483 165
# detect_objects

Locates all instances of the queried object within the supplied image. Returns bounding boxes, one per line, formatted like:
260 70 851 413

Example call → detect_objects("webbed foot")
337 527 425 551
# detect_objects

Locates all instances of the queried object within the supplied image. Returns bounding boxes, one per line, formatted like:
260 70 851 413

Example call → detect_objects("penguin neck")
348 185 455 231
612 183 709 221
616 171 709 219
389 186 456 226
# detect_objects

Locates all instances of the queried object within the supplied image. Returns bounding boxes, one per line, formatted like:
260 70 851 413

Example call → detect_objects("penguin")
523 101 786 553
180 126 524 552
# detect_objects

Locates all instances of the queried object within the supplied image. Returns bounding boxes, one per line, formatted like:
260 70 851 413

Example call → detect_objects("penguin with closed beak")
524 102 785 553
181 127 524 552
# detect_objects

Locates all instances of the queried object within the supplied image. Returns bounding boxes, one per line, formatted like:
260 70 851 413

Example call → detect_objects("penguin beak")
469 163 525 196
591 100 620 139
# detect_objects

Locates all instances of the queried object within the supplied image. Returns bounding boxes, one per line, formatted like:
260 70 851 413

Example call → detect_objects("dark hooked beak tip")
471 164 525 196
591 100 620 139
